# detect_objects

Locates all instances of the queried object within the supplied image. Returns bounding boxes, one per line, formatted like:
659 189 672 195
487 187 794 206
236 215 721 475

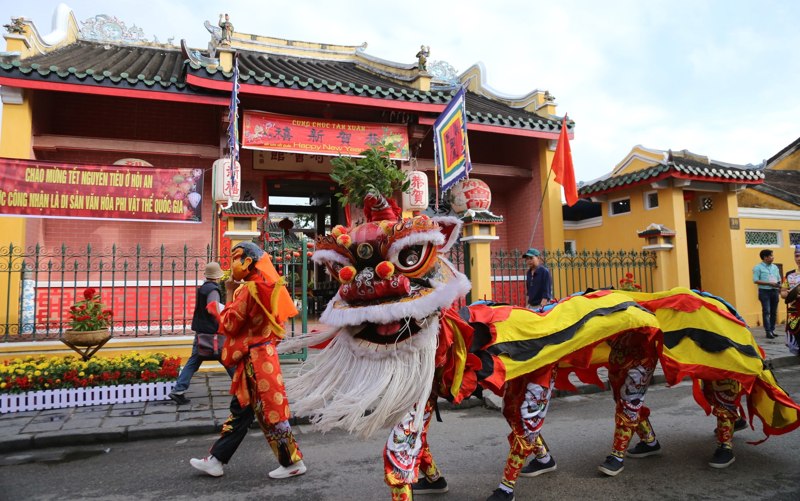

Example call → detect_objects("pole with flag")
227 53 240 190
528 114 579 247
551 115 579 207
433 86 472 207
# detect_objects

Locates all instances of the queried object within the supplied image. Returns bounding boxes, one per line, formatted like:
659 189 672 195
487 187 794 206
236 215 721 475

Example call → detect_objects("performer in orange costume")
190 241 306 479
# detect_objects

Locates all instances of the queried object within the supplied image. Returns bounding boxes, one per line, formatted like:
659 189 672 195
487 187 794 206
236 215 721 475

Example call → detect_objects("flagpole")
528 113 568 249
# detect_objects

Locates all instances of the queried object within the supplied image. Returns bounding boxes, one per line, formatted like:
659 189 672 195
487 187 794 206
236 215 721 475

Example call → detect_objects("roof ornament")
427 60 459 86
544 90 555 103
416 45 430 71
218 13 234 46
3 17 25 35
80 14 162 44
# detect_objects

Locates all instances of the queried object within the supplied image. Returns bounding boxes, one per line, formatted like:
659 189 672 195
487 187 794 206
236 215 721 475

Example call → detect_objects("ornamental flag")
551 115 579 206
433 87 472 194
227 54 240 186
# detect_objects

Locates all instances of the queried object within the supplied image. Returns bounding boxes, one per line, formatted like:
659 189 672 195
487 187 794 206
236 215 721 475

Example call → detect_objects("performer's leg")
705 379 740 468
208 394 255 464
384 401 435 500
244 364 304 477
414 399 446 486
505 367 557 490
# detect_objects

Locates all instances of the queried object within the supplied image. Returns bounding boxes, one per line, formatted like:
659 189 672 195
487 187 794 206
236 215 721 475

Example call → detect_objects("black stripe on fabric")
663 328 761 359
475 351 496 381
485 302 654 362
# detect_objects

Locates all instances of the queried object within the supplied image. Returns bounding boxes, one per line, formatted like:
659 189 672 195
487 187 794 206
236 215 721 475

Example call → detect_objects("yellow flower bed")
0 353 181 394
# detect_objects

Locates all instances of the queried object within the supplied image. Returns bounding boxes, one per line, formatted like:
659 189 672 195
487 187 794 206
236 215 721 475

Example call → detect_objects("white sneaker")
269 460 307 479
190 455 224 477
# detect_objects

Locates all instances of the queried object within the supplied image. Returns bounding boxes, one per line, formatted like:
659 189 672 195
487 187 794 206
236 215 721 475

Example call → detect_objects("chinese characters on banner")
0 158 203 222
242 111 410 160
433 87 471 193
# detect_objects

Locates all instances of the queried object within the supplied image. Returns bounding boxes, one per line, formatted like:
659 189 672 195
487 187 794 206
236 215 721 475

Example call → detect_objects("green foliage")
68 288 113 331
329 142 410 208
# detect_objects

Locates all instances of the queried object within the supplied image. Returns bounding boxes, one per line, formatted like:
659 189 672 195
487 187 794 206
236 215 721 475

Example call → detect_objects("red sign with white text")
242 111 410 160
0 158 204 222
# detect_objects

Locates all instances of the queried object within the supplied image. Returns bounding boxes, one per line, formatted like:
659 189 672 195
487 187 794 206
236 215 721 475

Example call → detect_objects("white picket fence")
0 381 175 413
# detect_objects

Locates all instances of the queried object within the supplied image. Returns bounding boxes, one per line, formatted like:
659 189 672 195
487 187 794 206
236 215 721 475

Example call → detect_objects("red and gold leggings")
384 399 437 501
702 378 743 449
608 332 658 458
499 366 557 492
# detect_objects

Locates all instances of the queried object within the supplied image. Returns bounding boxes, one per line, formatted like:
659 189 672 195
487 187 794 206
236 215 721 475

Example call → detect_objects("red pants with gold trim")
210 358 303 467
499 365 557 492
702 378 743 449
608 332 658 458
384 399 437 501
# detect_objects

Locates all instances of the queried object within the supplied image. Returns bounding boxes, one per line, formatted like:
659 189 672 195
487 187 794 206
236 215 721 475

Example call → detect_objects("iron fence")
0 240 312 345
490 248 657 306
2 241 655 342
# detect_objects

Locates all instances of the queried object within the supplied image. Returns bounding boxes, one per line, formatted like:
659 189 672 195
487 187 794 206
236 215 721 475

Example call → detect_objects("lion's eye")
393 242 434 277
398 246 422 267
327 261 345 277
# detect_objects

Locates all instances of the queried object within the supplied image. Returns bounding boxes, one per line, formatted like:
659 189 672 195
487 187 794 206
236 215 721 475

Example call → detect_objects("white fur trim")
286 320 438 437
277 327 339 354
311 249 352 266
386 231 445 262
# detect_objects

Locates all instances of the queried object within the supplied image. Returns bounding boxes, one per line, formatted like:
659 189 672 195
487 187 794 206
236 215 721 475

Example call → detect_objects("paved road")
2 365 800 501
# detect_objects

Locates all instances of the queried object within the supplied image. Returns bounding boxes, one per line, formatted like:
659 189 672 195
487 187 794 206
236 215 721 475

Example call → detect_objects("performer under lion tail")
599 330 660 476
703 378 743 453
499 366 557 496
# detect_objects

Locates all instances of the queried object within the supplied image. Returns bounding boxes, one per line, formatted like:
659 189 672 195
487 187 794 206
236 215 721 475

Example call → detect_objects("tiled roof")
459 209 504 223
751 169 800 206
220 200 266 216
0 41 188 91
1 39 565 134
579 156 764 197
189 51 564 133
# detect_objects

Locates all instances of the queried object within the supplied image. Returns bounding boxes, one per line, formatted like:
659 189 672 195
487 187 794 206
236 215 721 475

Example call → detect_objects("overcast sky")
3 0 799 184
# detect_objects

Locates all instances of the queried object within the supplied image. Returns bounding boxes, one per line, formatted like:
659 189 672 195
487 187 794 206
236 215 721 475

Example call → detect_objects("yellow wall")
735 215 799 326
0 88 33 332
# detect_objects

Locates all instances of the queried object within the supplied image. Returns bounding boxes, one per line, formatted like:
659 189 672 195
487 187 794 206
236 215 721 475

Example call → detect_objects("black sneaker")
486 488 514 501
708 446 735 468
411 476 448 494
169 392 191 405
626 440 661 458
519 456 557 477
597 455 624 476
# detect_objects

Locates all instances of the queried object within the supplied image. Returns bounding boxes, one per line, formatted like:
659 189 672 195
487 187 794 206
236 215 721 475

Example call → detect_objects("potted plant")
63 287 113 346
330 142 410 218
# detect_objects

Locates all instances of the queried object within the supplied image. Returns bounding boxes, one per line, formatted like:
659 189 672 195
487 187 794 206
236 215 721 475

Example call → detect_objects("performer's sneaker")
626 440 661 458
708 446 735 468
168 391 190 405
597 455 624 476
190 455 224 477
486 487 515 501
411 476 449 494
269 460 307 479
519 456 557 477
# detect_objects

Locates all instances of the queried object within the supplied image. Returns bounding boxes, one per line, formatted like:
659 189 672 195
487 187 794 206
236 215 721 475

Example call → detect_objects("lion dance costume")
279 200 800 500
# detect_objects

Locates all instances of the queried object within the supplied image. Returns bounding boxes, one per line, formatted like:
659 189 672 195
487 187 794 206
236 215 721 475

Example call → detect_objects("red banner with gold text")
242 111 410 160
0 158 204 222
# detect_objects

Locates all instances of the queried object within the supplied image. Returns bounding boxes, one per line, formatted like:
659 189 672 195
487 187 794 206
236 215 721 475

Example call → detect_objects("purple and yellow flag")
433 87 471 194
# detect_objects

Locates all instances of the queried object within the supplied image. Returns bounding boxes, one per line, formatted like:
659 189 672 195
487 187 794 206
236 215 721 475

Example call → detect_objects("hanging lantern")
402 170 429 211
212 158 241 203
449 178 491 213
